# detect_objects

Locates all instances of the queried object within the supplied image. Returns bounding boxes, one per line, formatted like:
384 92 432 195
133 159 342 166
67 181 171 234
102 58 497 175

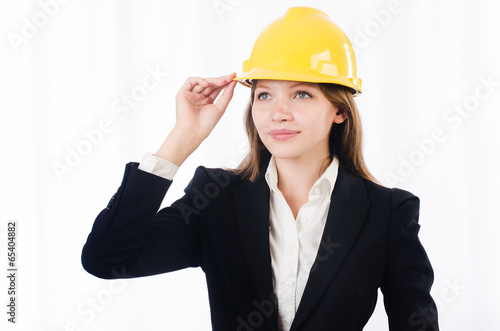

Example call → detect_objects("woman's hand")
154 73 238 166
174 73 237 141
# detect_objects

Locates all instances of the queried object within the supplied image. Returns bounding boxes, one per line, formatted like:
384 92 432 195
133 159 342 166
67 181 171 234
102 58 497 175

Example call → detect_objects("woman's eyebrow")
254 84 269 90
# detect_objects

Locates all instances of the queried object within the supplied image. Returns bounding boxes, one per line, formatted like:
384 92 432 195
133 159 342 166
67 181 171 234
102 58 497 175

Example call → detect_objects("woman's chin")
265 146 304 160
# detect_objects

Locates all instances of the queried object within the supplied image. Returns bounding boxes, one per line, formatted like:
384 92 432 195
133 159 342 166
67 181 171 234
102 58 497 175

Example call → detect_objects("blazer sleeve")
381 188 439 330
81 162 208 279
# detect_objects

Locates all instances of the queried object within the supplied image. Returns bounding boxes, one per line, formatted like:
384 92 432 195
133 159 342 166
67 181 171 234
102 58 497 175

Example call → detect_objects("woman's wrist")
154 127 201 167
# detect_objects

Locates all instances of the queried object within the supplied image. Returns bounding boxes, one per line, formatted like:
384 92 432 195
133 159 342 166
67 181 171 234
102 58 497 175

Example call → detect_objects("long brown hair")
233 81 377 183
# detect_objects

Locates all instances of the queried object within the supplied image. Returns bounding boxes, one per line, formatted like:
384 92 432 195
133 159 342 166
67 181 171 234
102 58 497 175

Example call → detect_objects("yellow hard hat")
234 7 362 95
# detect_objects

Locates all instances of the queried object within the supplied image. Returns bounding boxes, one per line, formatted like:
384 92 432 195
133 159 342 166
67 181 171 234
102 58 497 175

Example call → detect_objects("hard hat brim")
234 68 362 95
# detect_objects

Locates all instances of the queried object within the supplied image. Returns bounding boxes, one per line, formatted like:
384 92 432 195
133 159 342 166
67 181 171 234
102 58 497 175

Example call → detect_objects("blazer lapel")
291 167 371 330
234 175 276 317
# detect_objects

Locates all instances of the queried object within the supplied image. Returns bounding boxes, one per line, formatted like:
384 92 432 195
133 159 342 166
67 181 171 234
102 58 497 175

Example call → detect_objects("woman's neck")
274 155 331 215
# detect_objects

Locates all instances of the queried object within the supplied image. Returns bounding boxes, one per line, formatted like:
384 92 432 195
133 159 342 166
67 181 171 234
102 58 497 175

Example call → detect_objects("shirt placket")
277 193 299 329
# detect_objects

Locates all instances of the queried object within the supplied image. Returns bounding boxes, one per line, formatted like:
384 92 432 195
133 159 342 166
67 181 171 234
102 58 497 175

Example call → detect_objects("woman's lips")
268 129 300 141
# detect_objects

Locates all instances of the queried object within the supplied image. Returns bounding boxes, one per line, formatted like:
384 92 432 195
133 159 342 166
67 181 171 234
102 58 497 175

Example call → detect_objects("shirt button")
298 218 308 224
314 187 321 195
284 317 292 324
285 280 294 289
144 157 152 165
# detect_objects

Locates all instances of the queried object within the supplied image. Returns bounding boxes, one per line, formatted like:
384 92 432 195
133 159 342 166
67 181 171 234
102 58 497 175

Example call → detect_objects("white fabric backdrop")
1 0 499 330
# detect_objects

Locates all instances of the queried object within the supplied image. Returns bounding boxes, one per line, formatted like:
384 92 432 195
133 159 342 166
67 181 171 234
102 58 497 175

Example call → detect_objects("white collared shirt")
265 156 338 330
138 152 339 330
138 151 179 179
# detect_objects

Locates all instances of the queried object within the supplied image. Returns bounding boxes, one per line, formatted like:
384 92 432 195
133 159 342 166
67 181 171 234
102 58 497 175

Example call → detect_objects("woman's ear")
333 107 347 124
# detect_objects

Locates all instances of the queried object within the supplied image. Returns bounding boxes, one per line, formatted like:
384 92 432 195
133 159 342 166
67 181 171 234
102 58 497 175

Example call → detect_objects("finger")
180 77 209 92
207 85 225 101
193 73 236 95
203 73 236 86
192 84 208 93
197 85 219 97
214 81 237 113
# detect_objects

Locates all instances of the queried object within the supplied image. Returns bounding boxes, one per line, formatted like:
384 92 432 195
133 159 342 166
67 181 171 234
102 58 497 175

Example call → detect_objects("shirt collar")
264 156 339 198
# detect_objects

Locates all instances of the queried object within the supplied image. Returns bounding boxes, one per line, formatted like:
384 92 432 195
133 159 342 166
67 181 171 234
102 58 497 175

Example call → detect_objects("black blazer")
81 161 439 330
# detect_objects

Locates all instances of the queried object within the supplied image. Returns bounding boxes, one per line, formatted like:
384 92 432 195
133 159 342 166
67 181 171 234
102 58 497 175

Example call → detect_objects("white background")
1 0 499 330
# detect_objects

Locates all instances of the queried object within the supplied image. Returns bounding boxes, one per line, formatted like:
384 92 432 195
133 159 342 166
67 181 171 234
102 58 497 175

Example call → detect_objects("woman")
82 7 439 330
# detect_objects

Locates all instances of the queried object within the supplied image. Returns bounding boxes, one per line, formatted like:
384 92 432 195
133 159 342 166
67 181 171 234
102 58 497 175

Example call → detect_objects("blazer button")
106 193 117 210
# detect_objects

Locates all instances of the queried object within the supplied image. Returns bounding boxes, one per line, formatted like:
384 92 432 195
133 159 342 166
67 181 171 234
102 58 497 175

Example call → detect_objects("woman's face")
252 80 345 163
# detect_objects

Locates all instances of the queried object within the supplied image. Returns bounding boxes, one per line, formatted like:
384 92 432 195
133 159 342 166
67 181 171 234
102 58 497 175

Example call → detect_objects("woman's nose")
271 99 292 122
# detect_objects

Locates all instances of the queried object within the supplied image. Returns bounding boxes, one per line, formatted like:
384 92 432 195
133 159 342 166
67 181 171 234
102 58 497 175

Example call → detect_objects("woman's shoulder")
187 165 248 190
339 166 418 205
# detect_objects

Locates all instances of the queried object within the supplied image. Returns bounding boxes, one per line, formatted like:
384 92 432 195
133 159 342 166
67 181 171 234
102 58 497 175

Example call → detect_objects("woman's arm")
381 189 439 330
81 162 218 279
81 74 237 278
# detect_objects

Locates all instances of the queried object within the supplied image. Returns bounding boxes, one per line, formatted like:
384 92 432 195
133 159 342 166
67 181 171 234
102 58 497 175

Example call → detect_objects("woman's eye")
296 91 312 99
257 92 271 100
